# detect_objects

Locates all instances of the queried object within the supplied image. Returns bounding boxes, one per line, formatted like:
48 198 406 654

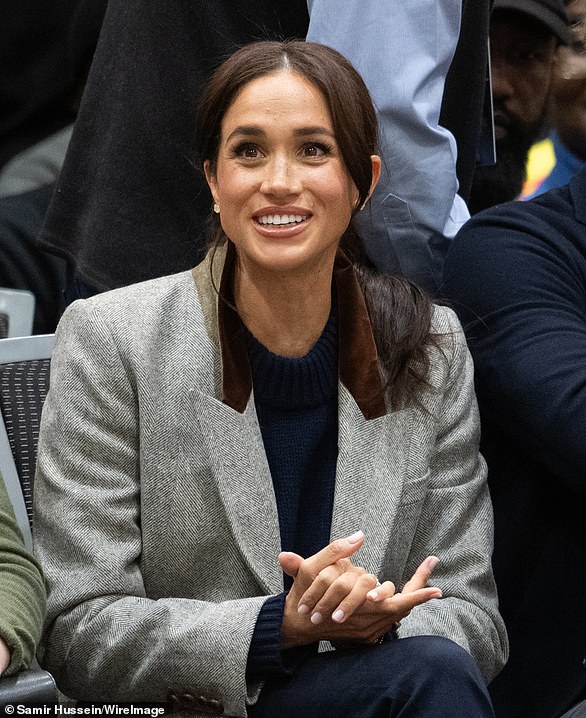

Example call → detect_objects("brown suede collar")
219 243 387 420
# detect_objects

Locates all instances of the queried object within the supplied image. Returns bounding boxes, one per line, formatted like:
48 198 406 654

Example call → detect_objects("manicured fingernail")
310 612 322 625
367 589 378 600
297 604 309 615
347 530 364 544
332 609 345 623
427 556 439 572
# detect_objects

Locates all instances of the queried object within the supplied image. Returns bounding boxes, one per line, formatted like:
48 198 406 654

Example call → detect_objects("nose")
260 154 301 197
490 51 515 101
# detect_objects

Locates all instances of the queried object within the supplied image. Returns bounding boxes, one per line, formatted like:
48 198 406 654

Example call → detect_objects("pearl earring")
213 203 220 214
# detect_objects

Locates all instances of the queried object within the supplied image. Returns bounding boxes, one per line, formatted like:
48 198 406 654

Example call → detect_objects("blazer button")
181 693 197 707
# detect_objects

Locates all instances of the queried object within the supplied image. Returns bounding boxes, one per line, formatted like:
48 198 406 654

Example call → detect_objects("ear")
367 154 381 201
204 160 219 205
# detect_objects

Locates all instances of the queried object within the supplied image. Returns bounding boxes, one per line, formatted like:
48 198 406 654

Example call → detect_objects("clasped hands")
279 530 441 648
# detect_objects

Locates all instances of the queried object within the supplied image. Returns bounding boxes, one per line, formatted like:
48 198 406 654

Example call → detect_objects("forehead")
221 71 333 135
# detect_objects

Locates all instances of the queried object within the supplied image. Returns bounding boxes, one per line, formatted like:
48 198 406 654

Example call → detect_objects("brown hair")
195 40 437 409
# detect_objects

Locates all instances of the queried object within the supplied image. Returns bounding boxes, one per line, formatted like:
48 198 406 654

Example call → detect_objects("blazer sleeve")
397 307 508 683
34 300 267 716
0 471 46 675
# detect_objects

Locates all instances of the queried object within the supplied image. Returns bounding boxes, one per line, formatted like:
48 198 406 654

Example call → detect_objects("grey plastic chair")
0 289 35 338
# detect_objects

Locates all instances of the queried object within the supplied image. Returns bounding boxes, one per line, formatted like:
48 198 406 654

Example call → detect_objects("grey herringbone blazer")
34 250 507 716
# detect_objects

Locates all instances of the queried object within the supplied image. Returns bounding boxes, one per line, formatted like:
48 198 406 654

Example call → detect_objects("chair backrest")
0 334 55 550
0 288 35 338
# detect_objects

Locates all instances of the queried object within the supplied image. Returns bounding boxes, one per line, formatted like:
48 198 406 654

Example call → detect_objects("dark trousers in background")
249 636 494 718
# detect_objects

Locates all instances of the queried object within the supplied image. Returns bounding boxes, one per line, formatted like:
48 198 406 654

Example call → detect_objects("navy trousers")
249 636 495 718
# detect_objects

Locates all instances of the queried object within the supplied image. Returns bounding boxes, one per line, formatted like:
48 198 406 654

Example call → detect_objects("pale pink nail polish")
427 556 440 572
332 609 345 622
310 612 322 625
297 604 309 615
347 530 364 544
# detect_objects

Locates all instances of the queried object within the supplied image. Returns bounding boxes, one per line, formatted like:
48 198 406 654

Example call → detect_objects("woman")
0 470 46 676
35 41 507 716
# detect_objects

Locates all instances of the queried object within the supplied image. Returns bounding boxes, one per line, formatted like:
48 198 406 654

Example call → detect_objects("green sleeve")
0 471 47 675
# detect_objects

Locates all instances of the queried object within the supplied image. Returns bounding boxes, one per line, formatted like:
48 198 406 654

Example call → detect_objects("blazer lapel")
189 388 283 594
332 384 410 576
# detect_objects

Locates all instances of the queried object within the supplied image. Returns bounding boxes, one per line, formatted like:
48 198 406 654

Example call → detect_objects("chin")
241 242 337 277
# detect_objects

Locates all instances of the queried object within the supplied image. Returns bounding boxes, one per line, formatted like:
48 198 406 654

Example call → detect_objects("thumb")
402 556 440 594
278 551 304 577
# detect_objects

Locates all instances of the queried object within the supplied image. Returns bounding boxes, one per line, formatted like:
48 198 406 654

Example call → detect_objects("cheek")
214 166 255 206
519 83 549 120
553 78 586 107
315 169 358 212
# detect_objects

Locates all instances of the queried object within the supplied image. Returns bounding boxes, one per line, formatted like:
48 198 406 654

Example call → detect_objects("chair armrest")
0 669 58 706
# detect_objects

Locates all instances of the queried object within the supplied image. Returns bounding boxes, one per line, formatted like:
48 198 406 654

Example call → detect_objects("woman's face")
205 70 379 277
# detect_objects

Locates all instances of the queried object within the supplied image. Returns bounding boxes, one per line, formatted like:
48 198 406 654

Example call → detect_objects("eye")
504 43 552 66
301 141 333 158
231 142 264 160
569 20 586 55
516 49 545 63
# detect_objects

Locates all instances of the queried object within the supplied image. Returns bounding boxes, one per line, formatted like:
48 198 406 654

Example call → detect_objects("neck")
234 258 334 358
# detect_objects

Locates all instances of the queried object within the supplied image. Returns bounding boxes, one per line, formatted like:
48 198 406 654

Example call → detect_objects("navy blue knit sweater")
246 310 339 679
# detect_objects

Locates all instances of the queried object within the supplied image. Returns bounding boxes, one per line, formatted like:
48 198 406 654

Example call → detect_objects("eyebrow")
225 125 336 142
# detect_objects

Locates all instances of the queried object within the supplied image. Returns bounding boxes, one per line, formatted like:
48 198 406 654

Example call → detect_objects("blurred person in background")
468 0 570 213
524 0 586 197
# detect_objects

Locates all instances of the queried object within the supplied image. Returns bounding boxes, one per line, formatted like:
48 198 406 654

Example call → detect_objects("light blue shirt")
307 0 469 290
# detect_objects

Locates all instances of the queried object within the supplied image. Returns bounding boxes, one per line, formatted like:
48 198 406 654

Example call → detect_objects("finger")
382 586 442 620
301 531 365 578
401 556 439 594
366 580 396 602
307 571 366 624
329 573 379 623
278 551 304 578
297 564 349 615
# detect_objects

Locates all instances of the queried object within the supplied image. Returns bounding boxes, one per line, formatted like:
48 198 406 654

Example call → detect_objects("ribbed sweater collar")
246 309 338 410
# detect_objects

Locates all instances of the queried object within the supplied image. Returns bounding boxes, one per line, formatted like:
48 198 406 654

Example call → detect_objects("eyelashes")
230 142 262 159
303 141 334 157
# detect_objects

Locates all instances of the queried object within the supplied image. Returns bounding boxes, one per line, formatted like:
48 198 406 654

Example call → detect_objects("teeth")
258 214 307 225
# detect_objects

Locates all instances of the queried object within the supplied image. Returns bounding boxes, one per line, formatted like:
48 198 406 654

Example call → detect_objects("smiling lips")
253 210 311 236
